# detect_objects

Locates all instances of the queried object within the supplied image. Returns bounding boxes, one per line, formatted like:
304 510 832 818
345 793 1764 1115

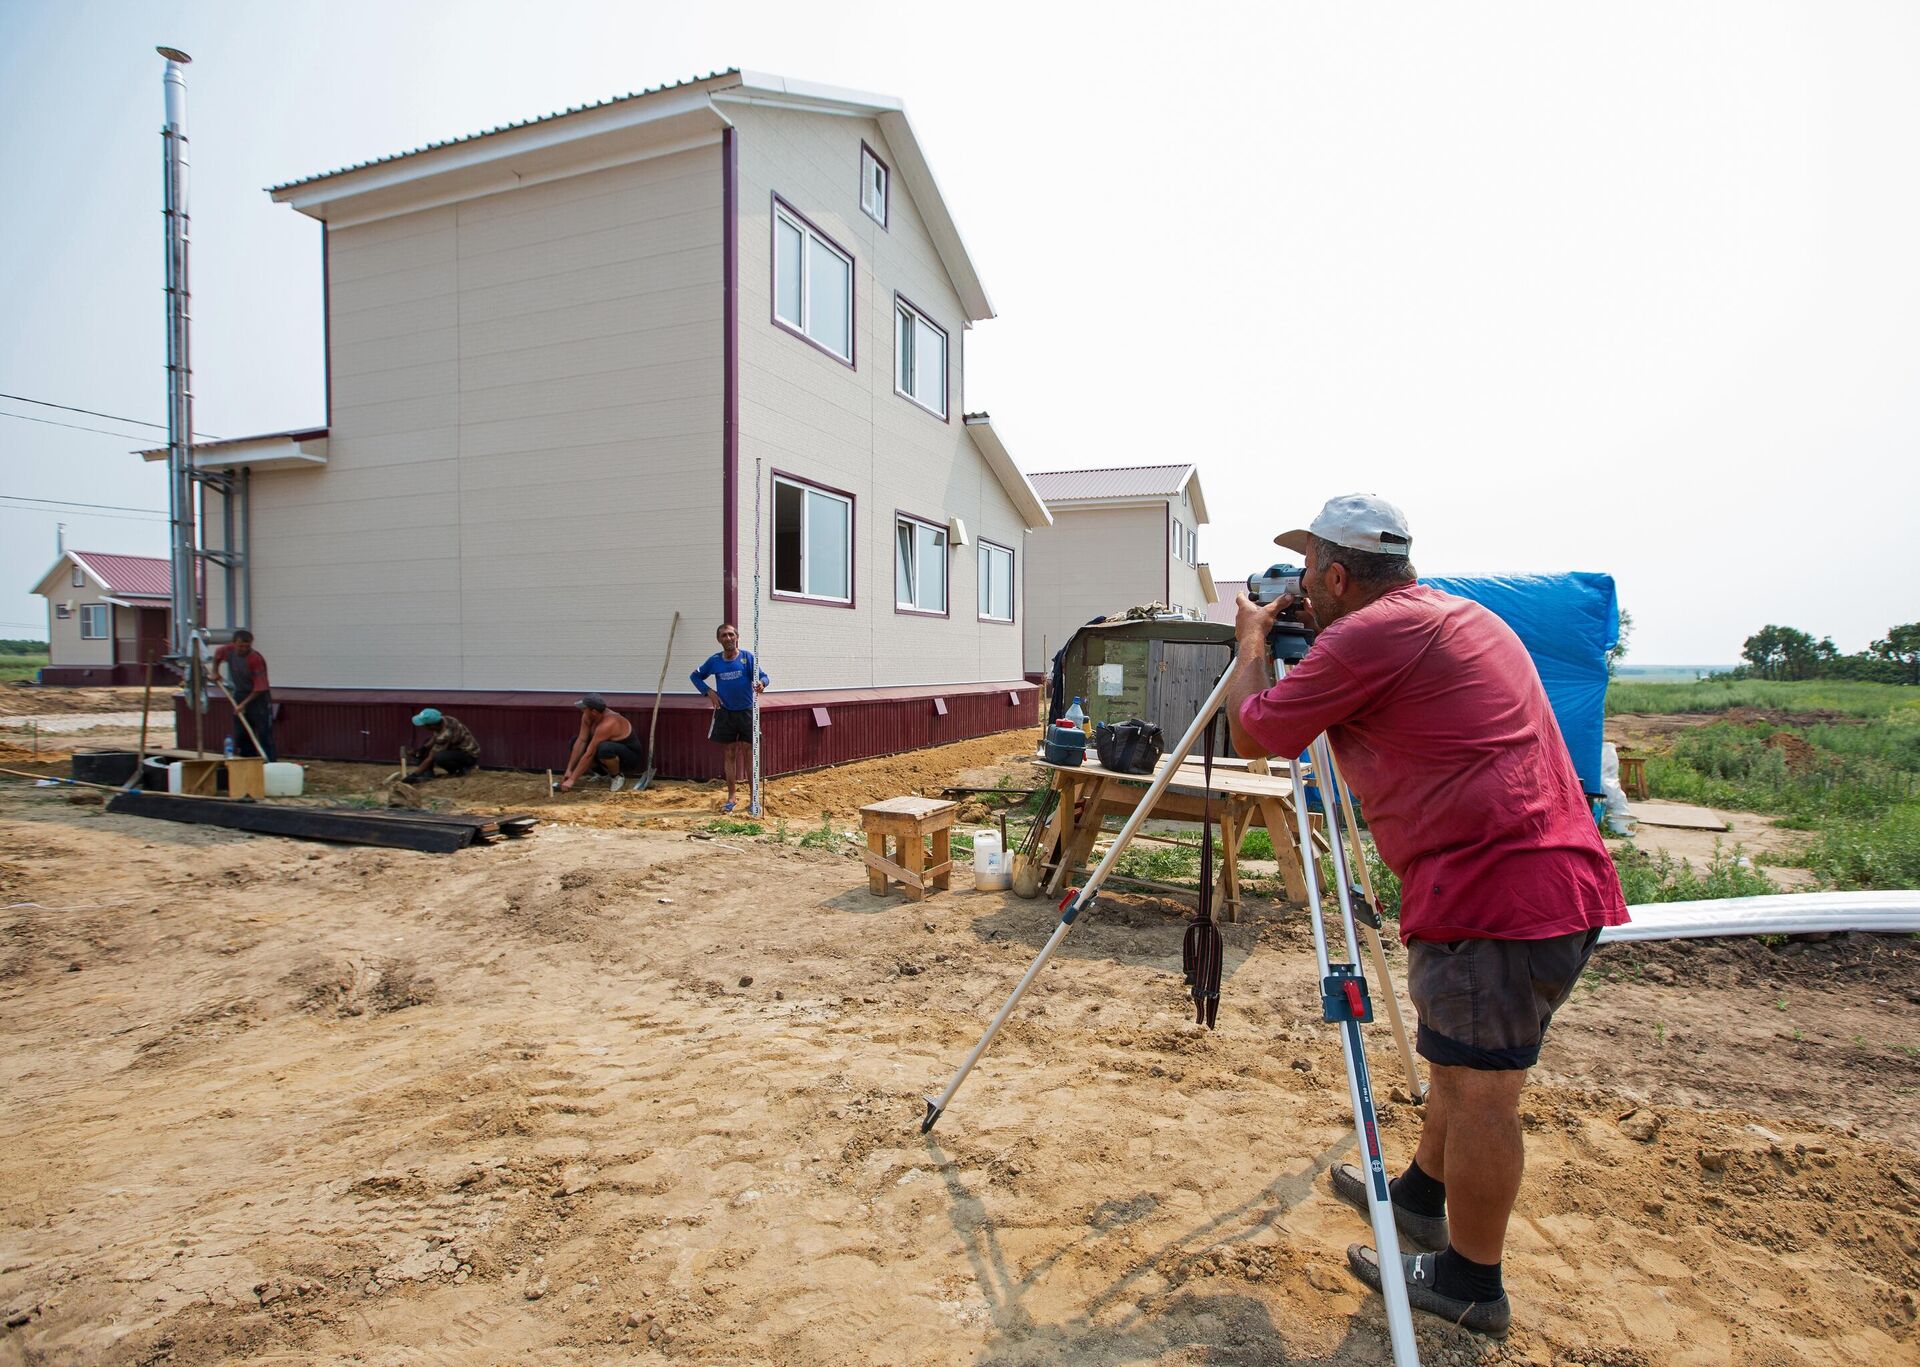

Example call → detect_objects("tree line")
1737 623 1920 684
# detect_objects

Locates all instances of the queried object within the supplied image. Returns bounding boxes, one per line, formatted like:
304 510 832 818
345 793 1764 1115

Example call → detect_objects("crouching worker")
404 708 480 782
556 694 645 793
1225 494 1629 1338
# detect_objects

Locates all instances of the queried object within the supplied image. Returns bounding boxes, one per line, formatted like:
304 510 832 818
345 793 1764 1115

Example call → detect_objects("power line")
0 409 162 442
0 494 170 515
0 391 223 440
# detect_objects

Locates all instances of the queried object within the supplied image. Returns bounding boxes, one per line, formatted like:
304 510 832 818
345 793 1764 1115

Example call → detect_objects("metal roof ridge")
266 69 742 193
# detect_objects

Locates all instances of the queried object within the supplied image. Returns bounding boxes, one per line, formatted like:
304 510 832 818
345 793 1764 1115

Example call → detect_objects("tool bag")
1093 718 1164 774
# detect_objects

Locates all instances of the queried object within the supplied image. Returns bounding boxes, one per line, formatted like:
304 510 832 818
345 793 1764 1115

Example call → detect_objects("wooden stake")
123 661 155 791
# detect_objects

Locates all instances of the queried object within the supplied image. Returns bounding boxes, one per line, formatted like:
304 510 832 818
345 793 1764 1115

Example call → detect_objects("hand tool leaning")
918 619 1427 1367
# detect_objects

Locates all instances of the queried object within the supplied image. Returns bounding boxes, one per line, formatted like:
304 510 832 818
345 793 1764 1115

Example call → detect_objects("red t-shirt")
1238 583 1628 944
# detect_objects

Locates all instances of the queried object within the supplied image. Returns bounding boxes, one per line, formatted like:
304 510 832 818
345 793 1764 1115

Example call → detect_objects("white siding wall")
732 106 1027 691
1165 505 1210 617
42 565 113 667
249 145 725 691
1021 505 1170 674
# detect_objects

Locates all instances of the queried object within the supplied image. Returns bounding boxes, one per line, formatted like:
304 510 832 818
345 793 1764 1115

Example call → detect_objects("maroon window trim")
977 537 1017 625
722 128 739 628
893 509 952 618
769 193 856 371
891 292 951 423
769 468 857 610
859 141 890 230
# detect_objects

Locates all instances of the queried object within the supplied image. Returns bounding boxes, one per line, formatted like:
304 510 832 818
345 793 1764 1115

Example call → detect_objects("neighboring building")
29 551 175 684
1203 573 1244 626
138 71 1052 777
1021 464 1215 677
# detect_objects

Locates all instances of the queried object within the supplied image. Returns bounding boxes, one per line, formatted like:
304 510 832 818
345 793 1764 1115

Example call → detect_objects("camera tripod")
919 621 1424 1366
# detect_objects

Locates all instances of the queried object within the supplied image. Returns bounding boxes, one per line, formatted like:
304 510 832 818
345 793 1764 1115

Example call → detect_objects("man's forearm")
1224 637 1274 759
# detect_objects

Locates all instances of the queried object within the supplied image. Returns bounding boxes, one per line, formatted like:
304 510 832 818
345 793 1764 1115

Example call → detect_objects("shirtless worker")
555 694 646 793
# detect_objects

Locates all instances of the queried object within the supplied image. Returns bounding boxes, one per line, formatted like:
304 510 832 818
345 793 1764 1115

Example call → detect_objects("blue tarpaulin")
1421 573 1620 796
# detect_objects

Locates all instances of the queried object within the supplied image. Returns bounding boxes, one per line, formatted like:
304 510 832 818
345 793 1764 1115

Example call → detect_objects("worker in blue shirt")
690 623 769 813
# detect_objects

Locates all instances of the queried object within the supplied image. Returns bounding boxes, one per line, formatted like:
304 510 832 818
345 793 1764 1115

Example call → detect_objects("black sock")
1433 1246 1504 1302
1389 1159 1446 1218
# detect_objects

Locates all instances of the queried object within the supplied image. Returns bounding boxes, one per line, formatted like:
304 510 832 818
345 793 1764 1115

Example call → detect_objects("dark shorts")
427 749 478 777
709 707 753 745
1408 928 1601 1071
593 737 645 771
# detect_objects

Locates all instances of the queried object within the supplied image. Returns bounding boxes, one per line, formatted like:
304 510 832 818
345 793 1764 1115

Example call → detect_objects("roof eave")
1182 467 1211 525
963 415 1051 529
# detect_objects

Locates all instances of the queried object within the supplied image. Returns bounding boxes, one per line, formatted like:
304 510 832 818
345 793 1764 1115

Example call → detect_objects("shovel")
633 610 681 793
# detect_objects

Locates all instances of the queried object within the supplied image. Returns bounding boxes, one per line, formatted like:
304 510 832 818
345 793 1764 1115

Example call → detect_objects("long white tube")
159 47 198 659
1602 890 1920 942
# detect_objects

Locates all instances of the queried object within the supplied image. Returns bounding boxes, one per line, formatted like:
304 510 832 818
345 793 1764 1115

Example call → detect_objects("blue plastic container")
1044 722 1087 767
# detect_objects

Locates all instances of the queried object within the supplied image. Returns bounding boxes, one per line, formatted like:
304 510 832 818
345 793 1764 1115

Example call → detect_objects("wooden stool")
860 796 956 901
1617 753 1649 802
177 756 266 799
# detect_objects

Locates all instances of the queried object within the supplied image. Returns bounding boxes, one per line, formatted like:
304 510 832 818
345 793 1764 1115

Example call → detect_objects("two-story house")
1021 464 1215 677
148 71 1051 778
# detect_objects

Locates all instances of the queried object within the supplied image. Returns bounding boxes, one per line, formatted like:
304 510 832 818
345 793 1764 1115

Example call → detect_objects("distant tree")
1872 623 1920 685
1606 608 1633 678
0 639 50 656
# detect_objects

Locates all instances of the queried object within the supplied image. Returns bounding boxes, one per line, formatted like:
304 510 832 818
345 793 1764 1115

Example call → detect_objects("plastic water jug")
263 762 305 797
972 830 1009 891
1064 697 1088 732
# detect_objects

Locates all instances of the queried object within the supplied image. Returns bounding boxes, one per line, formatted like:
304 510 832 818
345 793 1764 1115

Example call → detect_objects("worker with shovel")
690 624 768 814
210 629 276 761
1225 494 1628 1338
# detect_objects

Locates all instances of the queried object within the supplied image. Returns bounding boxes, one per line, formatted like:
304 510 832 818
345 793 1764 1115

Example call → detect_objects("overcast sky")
2 1 1915 663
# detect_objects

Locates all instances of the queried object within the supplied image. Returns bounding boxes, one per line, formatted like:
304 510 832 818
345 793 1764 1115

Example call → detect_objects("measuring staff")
1226 494 1630 1338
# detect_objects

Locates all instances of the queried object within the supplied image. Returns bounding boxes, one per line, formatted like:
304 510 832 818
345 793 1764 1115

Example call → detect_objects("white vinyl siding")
860 146 888 226
772 201 853 362
895 515 947 613
979 541 1014 622
79 604 109 639
894 299 948 418
773 476 853 603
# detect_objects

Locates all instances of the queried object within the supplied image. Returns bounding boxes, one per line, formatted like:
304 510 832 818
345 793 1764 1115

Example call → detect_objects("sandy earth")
0 709 1915 1365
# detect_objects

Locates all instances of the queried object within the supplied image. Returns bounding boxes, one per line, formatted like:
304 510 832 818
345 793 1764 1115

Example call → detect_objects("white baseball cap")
1274 493 1412 558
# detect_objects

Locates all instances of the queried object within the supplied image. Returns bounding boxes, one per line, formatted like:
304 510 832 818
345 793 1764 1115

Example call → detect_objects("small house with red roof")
29 551 177 684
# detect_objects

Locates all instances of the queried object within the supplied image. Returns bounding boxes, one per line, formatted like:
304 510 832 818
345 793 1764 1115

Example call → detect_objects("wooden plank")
1627 801 1729 832
105 791 474 853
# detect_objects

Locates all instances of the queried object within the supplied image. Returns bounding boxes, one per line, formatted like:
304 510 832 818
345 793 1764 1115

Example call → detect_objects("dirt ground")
1 709 1917 1365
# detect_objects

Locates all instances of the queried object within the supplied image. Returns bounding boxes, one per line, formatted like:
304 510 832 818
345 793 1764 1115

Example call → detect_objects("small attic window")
72 566 84 587
860 144 888 228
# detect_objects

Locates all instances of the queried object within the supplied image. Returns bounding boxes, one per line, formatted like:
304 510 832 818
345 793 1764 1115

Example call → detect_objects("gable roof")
1027 464 1210 523
33 551 175 600
269 70 994 321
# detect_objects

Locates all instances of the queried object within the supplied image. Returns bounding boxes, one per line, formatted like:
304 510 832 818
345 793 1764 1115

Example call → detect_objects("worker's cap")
1274 493 1412 558
575 693 607 711
411 708 442 727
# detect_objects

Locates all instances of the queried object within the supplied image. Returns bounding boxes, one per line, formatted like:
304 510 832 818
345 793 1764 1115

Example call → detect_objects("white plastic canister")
263 762 305 797
972 830 1010 890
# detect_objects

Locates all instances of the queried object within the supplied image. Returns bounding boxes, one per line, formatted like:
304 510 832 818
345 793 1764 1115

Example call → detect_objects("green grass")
1609 843 1779 903
0 653 49 684
1801 804 1920 890
700 817 764 836
797 815 839 850
1608 677 1920 719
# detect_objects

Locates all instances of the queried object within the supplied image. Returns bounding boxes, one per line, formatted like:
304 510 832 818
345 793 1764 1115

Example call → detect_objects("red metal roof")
69 551 174 599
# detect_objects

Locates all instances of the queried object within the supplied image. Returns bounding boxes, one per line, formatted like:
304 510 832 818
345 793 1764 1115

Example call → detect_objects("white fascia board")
1183 467 1211 525
137 435 329 472
1039 494 1181 514
1197 567 1219 605
963 417 1052 529
723 74 994 323
271 88 730 225
30 554 76 599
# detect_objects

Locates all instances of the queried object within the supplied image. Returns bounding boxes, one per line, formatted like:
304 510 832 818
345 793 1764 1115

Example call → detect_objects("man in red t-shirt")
210 629 275 761
1225 494 1628 1337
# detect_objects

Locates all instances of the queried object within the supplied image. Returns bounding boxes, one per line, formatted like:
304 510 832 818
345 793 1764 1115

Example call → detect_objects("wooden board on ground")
105 791 480 853
1628 800 1731 832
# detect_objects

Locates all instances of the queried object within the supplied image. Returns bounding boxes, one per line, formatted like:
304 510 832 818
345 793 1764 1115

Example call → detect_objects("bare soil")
1 716 1916 1365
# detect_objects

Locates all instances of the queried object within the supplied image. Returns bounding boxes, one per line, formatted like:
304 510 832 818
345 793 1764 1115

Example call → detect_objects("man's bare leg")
1420 1063 1527 1263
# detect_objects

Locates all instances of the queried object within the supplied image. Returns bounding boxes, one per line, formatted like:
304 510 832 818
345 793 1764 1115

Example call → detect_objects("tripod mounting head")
1268 620 1315 663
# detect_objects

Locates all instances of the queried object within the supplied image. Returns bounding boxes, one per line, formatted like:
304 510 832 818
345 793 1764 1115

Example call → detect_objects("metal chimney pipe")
159 45 198 659
56 522 65 556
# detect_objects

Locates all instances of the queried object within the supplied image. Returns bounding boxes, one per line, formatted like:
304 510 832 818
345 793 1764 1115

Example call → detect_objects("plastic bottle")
1065 697 1088 734
223 737 235 758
